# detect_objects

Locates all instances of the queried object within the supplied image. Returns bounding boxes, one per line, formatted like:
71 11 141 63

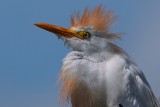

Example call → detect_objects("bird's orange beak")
34 23 82 39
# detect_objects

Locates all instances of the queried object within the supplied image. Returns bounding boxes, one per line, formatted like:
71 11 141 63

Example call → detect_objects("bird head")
35 5 120 55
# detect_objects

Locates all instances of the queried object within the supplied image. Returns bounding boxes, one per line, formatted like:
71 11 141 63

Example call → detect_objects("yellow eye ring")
81 31 91 39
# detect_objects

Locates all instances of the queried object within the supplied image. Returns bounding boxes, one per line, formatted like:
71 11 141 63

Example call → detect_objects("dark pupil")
84 33 87 37
83 32 89 38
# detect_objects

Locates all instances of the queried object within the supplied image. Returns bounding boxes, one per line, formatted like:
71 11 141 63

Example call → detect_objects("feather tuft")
70 5 116 32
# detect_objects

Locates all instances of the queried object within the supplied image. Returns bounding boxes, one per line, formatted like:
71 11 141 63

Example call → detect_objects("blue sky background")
0 1 160 107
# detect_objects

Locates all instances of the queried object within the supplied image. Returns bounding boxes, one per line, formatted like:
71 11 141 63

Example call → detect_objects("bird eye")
81 31 90 39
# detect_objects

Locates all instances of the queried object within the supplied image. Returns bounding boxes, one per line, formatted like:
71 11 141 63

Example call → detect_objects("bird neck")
84 42 126 62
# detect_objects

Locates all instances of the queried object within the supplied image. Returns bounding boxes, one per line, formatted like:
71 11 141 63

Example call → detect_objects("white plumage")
60 40 160 107
35 5 160 107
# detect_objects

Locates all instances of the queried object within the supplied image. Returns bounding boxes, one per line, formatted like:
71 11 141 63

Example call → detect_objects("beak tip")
34 22 76 38
34 23 43 27
34 22 58 34
34 23 38 26
34 22 50 31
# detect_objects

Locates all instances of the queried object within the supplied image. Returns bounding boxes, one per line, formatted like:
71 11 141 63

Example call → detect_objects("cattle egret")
35 5 160 107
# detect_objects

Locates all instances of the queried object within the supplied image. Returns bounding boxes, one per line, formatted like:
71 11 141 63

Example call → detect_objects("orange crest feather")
70 5 116 32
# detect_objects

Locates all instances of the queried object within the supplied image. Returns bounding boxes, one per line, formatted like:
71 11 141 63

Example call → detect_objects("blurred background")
0 0 160 107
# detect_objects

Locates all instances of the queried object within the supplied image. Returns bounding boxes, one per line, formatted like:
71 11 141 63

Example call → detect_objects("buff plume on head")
70 5 115 32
